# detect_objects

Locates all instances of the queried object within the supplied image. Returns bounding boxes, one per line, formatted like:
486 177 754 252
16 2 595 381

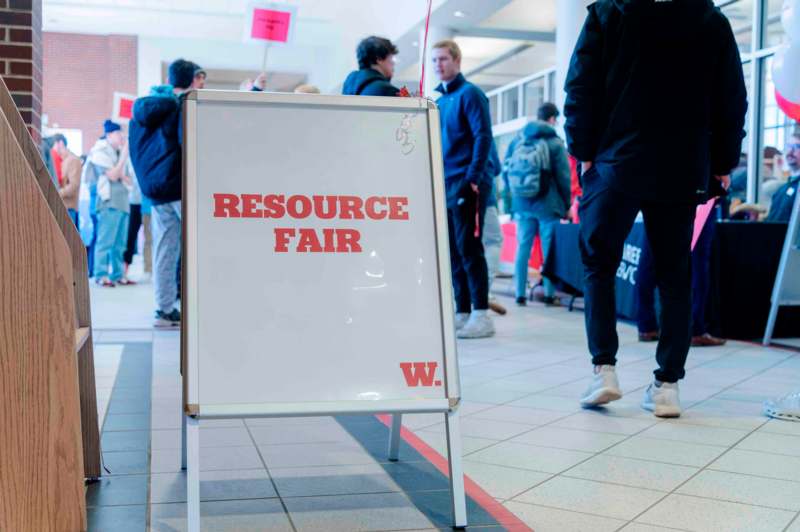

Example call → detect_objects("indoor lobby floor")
87 266 800 532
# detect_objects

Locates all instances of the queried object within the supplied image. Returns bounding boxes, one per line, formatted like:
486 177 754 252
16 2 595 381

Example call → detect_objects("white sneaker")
454 313 470 331
580 365 622 407
456 312 495 339
763 392 800 422
642 381 682 418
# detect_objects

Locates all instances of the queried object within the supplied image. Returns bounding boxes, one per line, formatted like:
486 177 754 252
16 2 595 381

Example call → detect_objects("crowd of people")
43 0 798 420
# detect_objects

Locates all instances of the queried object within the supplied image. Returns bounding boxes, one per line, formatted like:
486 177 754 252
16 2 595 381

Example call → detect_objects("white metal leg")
186 415 201 532
445 409 467 528
181 410 188 470
388 413 402 461
763 301 779 346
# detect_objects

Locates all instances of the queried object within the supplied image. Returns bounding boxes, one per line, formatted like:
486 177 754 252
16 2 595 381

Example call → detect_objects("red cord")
419 0 433 97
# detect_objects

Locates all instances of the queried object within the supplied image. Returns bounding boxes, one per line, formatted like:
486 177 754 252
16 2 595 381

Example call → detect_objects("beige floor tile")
503 501 626 532
638 421 749 447
462 461 552 500
551 411 658 435
604 435 727 467
734 431 800 457
677 470 800 511
468 441 593 473
708 449 800 482
565 454 698 491
510 426 627 453
636 494 795 532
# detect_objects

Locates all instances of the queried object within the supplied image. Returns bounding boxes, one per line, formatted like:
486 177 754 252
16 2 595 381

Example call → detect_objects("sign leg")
445 409 467 528
763 300 779 346
181 409 188 470
388 413 403 461
186 415 201 532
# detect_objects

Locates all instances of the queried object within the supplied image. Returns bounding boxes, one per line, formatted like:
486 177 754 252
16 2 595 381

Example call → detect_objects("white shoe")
642 381 682 418
456 312 495 339
764 392 800 422
580 365 622 407
454 312 470 331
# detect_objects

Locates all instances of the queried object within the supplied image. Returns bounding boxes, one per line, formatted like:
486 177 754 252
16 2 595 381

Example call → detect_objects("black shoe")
154 309 181 328
516 297 527 306
543 296 561 307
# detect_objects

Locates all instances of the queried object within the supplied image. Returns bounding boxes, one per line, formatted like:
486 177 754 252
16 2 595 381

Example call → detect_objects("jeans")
482 206 503 291
94 208 129 282
579 167 695 383
447 184 489 313
515 215 558 299
68 208 79 228
88 213 98 277
152 200 182 313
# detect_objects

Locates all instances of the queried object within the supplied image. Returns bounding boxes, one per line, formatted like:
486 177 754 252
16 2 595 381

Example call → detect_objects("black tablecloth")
542 221 800 340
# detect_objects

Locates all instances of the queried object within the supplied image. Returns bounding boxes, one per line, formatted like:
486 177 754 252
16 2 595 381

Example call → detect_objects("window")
501 87 520 122
489 95 499 126
523 78 545 118
765 0 787 47
720 0 754 53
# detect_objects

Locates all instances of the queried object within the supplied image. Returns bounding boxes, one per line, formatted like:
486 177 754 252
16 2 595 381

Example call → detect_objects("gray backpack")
507 134 551 198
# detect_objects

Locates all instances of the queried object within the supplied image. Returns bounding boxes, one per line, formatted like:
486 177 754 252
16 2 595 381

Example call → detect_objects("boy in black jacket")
129 58 205 327
565 0 747 417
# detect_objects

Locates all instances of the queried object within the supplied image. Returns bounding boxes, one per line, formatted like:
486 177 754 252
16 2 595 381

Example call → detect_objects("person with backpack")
503 103 571 307
129 58 205 327
342 36 401 97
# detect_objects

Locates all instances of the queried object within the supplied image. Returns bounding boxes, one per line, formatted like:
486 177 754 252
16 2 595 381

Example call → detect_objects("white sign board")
182 91 459 417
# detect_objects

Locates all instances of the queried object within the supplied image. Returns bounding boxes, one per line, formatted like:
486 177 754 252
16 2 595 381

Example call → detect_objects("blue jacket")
342 68 400 97
129 86 184 205
435 73 494 207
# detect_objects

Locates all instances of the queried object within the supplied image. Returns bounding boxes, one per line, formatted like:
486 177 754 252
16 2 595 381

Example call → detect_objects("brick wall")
42 32 137 154
0 0 43 143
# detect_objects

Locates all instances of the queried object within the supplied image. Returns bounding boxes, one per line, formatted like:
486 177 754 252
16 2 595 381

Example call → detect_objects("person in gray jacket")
502 103 571 306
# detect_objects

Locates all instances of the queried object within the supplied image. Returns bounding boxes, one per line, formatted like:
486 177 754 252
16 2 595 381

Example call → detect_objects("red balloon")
776 89 800 121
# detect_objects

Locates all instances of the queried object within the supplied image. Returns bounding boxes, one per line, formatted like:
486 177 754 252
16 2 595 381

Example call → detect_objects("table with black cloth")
542 221 800 340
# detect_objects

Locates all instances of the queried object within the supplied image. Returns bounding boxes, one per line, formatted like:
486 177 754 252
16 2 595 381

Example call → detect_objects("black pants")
123 203 142 265
447 184 489 313
579 167 694 383
637 212 716 337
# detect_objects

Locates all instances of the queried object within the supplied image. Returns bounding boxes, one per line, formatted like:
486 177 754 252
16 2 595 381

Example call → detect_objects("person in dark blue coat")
432 39 496 339
342 36 401 97
565 0 747 417
129 58 205 327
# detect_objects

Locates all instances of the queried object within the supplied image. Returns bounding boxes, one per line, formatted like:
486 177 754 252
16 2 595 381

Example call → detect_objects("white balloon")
783 0 800 41
772 44 800 103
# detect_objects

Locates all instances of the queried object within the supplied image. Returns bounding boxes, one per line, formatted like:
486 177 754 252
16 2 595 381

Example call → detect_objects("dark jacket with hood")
342 68 400 97
129 85 184 205
564 0 747 204
502 121 572 219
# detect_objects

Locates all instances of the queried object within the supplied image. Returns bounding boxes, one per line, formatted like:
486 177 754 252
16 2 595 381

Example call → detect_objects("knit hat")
168 58 205 89
103 119 121 134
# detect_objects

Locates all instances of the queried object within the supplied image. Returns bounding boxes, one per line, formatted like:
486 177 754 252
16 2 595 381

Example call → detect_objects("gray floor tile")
151 446 263 473
271 464 400 497
284 492 434 532
150 469 276 503
151 429 182 450
198 427 254 448
466 405 570 426
86 474 148 507
462 461 552 500
150 499 292 532
565 454 698 491
551 411 657 435
638 421 749 447
513 475 665 520
103 413 150 432
734 431 800 457
676 470 800 511
258 441 376 468
619 524 689 532
88 505 146 532
503 501 626 532
468 441 593 473
636 494 795 532
103 451 149 475
422 417 535 440
101 430 150 452
249 423 353 445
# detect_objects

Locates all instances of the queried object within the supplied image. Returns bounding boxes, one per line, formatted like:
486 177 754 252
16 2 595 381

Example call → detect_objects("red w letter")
400 362 439 387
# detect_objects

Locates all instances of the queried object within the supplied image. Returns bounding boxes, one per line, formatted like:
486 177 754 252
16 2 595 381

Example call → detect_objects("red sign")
250 8 292 42
118 97 134 120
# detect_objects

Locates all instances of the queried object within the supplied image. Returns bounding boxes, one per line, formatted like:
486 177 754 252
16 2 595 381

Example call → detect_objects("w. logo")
400 362 442 387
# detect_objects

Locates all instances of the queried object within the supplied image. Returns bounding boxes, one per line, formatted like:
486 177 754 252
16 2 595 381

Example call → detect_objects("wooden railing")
0 76 97 530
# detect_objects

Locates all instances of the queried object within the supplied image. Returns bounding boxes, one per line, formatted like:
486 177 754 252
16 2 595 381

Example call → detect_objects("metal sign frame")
764 182 800 345
180 90 466 530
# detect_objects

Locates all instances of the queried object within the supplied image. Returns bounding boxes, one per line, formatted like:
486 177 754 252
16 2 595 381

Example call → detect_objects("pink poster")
250 8 292 42
692 198 716 251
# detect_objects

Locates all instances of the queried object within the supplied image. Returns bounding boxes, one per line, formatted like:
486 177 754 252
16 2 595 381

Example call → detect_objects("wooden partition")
0 105 86 530
0 77 100 479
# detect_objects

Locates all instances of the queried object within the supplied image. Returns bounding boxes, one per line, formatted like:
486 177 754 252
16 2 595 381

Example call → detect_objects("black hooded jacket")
564 0 748 204
342 68 400 97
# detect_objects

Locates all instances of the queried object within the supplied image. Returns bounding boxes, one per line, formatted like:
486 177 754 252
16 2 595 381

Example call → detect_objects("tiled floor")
87 271 800 532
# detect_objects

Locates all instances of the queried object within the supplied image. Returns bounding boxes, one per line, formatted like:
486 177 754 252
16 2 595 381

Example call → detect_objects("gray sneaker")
642 382 681 418
763 392 800 422
454 312 470 331
456 312 495 339
580 365 622 407
154 309 181 328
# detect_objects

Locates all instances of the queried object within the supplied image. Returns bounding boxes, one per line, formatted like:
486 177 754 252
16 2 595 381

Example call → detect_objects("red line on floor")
376 414 533 532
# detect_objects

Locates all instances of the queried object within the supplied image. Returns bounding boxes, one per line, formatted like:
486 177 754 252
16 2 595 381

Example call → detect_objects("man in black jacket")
564 0 747 417
129 58 205 327
342 36 401 97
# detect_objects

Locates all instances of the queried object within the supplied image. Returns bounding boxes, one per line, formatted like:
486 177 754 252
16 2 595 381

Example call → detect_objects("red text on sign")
400 362 441 387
